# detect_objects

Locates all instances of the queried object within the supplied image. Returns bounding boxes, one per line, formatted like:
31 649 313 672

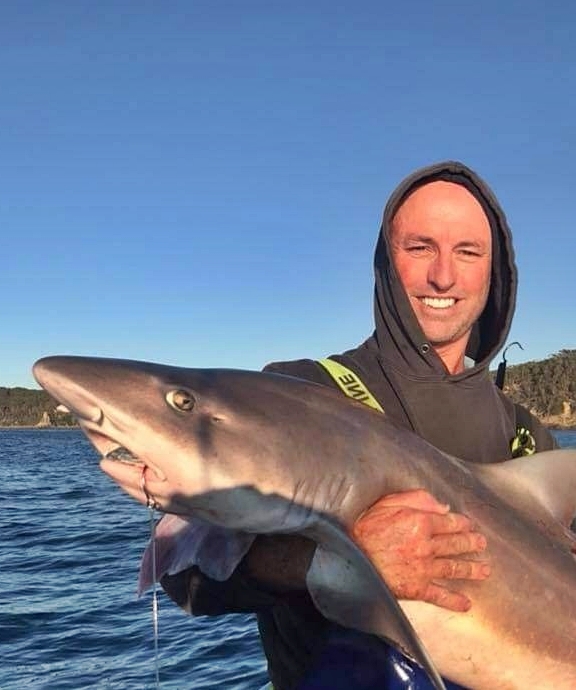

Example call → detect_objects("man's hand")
352 489 490 612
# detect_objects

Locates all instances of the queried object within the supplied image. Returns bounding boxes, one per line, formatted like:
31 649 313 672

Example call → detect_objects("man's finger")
431 557 491 580
430 530 488 556
428 511 478 535
422 583 472 612
367 488 450 515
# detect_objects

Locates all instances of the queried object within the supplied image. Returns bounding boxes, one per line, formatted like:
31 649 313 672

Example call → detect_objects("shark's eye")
166 389 196 412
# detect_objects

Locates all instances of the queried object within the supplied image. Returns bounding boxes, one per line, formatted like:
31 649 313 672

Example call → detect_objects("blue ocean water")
1 428 575 689
0 429 268 690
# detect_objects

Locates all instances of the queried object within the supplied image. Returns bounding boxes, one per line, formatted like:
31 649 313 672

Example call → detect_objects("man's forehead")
397 180 483 212
391 180 491 238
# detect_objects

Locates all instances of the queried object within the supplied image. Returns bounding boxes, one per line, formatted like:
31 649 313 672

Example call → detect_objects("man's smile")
419 297 457 309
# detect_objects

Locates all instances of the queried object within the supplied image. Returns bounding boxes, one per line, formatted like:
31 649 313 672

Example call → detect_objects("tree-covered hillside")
0 387 76 426
501 349 576 422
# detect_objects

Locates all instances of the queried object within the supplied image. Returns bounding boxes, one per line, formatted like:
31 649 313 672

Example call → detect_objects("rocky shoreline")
539 414 576 430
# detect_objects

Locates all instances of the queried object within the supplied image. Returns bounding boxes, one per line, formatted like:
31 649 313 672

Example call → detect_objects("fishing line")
148 502 161 689
140 464 161 688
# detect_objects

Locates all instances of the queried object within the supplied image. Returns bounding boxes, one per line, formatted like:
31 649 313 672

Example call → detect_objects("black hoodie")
266 160 553 464
166 162 555 690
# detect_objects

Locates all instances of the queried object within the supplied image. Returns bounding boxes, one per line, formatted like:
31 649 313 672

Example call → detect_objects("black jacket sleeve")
161 565 279 616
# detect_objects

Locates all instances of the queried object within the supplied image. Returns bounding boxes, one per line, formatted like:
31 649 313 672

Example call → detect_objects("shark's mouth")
88 427 165 484
104 446 140 463
81 426 142 465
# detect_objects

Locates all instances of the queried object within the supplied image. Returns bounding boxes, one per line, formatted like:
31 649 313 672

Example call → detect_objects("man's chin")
420 325 471 351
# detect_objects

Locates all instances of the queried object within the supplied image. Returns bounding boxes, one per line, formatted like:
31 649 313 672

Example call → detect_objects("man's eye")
458 249 481 258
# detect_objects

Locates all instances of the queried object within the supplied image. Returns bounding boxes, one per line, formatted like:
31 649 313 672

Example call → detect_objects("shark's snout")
33 356 104 424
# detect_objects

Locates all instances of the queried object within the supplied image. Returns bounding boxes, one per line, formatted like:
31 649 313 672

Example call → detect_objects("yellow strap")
317 358 384 413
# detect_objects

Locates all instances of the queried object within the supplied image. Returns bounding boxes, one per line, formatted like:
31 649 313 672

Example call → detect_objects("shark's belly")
401 598 576 690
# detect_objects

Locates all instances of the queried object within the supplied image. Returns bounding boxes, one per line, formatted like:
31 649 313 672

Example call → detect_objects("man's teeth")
421 297 455 309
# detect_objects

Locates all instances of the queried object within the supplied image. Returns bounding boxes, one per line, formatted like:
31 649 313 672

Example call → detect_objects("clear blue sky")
2 1 575 388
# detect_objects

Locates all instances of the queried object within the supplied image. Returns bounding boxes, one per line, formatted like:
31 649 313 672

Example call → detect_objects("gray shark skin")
33 355 576 690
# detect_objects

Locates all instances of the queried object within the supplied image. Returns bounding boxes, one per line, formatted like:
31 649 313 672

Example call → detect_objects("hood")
373 160 517 378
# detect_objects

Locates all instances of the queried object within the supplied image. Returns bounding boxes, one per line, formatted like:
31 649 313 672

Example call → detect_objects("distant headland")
500 349 576 429
1 350 575 429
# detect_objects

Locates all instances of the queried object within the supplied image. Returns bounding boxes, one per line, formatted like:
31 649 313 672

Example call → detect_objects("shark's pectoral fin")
138 513 255 595
305 517 446 690
477 449 576 528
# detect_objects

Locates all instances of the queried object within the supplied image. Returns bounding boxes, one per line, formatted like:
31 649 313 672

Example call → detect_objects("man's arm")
162 489 490 614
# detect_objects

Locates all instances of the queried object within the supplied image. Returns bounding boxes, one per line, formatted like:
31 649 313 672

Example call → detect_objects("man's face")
390 181 492 358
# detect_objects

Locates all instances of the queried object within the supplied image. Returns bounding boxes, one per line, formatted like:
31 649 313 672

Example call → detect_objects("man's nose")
428 253 456 291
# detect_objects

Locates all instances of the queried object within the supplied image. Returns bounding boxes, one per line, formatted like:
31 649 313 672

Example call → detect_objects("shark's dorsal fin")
476 449 576 528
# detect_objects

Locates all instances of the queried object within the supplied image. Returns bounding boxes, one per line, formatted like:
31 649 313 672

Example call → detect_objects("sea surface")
1 428 575 689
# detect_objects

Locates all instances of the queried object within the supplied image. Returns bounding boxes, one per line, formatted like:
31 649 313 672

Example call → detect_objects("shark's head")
32 355 337 519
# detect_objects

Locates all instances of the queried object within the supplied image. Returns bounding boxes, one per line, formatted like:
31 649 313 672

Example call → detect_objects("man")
161 161 556 688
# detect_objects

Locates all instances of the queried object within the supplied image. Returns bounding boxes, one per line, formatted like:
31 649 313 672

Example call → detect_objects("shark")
32 355 576 690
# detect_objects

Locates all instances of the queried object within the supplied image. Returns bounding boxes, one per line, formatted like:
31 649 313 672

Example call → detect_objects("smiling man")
389 180 492 374
161 162 557 690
